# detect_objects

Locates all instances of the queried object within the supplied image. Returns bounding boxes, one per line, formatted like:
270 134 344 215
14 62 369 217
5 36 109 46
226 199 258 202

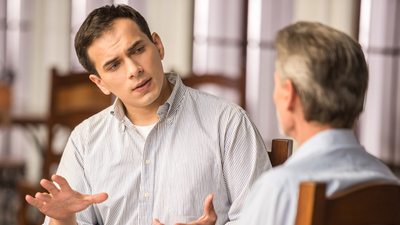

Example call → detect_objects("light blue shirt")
43 73 271 225
238 129 399 225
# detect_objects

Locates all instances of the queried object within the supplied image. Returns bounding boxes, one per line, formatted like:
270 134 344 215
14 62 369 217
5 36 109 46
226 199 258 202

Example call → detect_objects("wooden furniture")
0 84 11 124
0 158 25 225
17 68 112 225
0 84 27 225
182 72 246 109
0 84 13 155
295 181 400 225
268 139 293 167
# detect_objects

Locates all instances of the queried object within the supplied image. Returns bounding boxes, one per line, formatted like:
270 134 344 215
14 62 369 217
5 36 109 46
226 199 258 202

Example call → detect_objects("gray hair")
275 21 368 128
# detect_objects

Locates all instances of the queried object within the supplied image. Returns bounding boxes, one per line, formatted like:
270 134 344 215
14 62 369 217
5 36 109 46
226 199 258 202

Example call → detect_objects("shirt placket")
138 113 167 224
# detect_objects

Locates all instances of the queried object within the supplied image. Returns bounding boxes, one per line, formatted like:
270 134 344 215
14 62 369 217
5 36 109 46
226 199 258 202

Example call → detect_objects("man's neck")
290 120 333 147
123 78 174 126
125 106 160 126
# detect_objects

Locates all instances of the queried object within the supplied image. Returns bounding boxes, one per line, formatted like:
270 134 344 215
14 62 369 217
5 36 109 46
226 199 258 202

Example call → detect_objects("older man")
238 21 400 225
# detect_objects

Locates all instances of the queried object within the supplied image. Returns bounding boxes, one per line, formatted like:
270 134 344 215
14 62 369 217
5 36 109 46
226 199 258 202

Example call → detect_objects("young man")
26 4 271 225
237 21 400 225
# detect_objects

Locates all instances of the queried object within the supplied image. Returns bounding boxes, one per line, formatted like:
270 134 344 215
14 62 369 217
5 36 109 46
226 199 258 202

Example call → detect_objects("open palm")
26 174 108 220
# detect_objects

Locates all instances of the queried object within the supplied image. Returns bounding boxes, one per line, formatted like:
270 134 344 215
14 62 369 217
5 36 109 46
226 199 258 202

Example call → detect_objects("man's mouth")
133 78 151 91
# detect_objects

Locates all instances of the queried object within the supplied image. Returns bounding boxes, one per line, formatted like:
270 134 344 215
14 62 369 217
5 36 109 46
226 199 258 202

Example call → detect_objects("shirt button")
167 118 172 122
145 159 151 164
144 193 150 198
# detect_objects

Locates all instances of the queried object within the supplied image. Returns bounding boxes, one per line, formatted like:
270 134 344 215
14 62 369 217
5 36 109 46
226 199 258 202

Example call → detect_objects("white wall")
293 0 359 39
357 0 400 166
246 0 294 149
29 0 71 117
146 0 193 77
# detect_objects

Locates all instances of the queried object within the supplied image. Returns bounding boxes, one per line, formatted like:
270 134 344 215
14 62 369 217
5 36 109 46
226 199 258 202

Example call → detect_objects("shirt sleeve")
42 126 98 225
221 108 272 224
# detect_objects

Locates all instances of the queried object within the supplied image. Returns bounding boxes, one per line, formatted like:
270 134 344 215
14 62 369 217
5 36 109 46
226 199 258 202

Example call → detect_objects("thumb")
204 194 216 217
88 192 108 204
152 218 164 225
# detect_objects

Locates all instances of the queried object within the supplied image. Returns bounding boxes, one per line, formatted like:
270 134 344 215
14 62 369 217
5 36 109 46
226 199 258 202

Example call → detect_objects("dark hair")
74 4 153 77
275 21 369 128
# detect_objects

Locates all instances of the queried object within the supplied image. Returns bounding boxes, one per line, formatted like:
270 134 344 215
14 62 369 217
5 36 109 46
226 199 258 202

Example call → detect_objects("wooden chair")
295 181 400 225
17 68 112 225
0 84 14 157
0 83 27 225
268 139 293 167
182 72 246 109
0 83 11 123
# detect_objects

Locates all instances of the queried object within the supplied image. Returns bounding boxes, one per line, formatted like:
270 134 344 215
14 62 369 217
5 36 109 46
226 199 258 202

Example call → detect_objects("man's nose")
126 58 143 78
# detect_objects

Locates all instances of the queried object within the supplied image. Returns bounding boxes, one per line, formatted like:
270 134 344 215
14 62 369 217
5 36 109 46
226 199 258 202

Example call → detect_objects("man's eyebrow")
102 40 144 69
103 57 118 69
127 40 143 52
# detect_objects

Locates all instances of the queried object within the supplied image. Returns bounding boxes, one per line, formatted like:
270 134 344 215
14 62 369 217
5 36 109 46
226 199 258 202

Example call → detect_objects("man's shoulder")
72 105 114 133
185 87 246 115
256 165 301 188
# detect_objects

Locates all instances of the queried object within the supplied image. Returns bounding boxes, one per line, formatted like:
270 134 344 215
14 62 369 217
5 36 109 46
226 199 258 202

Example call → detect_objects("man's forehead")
87 19 148 64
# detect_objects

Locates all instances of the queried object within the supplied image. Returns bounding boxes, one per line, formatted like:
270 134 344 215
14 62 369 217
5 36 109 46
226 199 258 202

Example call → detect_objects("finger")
85 192 108 204
204 194 218 224
40 179 60 196
26 195 44 208
183 194 217 225
152 218 164 225
52 175 73 192
204 194 215 215
35 192 52 203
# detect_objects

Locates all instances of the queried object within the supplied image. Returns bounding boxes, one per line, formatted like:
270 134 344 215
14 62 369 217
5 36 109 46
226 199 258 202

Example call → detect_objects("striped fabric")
43 73 271 225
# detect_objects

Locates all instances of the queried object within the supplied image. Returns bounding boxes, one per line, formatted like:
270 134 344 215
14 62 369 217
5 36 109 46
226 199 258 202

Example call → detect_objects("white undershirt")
133 123 157 140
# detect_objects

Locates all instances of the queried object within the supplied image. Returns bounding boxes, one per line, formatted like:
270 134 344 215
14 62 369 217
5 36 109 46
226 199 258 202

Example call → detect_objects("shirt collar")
160 72 186 121
109 72 187 122
284 129 361 166
110 97 125 122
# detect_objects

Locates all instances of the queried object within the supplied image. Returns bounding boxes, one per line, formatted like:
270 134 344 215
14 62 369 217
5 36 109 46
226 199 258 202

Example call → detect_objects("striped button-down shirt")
43 73 271 225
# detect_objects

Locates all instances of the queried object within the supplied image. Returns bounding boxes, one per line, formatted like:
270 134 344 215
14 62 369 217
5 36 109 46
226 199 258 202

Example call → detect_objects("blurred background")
0 0 399 224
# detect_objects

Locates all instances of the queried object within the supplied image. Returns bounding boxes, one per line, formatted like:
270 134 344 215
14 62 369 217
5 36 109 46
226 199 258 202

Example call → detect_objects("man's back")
239 129 399 225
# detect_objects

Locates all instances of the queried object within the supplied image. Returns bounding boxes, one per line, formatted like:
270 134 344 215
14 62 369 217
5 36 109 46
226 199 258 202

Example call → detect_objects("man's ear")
89 75 111 95
283 79 298 111
152 32 165 60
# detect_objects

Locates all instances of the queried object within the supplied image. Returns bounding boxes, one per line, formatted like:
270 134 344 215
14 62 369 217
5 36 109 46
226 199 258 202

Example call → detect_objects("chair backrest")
268 139 293 167
42 68 112 180
181 72 246 109
0 84 11 124
295 181 400 225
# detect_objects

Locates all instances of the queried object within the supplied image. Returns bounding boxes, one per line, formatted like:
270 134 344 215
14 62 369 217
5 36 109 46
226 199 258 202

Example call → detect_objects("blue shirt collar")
285 129 361 166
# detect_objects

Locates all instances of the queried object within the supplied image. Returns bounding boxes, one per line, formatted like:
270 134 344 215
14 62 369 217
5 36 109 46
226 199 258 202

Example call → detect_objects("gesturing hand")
26 174 108 220
153 194 217 225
